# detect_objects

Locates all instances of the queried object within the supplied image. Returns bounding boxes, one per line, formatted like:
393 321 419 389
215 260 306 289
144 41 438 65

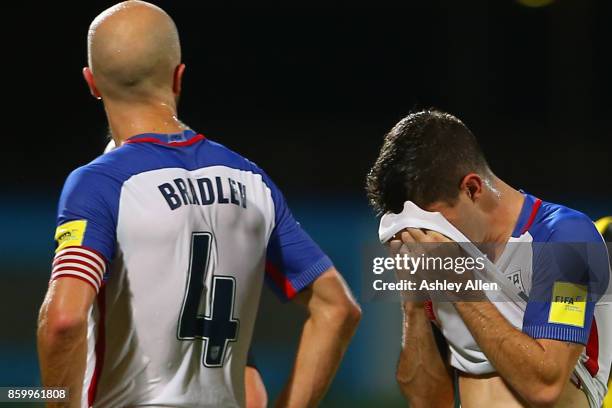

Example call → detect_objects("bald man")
37 2 360 407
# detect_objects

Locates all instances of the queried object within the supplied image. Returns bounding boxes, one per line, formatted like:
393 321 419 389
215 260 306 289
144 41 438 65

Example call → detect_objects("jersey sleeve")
261 174 333 301
522 214 611 344
52 165 119 293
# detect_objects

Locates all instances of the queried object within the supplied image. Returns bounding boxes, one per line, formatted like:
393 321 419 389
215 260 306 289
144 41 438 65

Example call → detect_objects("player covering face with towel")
366 110 611 408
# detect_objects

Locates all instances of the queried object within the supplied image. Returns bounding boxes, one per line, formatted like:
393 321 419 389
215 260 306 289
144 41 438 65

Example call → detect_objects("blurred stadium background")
1 0 611 406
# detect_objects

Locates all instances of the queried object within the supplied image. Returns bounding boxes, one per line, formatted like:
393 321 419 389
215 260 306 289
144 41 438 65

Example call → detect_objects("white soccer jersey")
51 130 333 407
428 194 612 408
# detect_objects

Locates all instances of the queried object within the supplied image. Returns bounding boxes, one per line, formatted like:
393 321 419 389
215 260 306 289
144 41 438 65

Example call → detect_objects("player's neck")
104 98 187 145
484 179 525 245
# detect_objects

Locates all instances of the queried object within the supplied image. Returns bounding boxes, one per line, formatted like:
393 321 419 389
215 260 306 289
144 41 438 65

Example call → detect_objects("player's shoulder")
60 154 124 206
531 197 601 243
62 135 278 199
60 142 156 203
64 147 131 188
201 138 281 192
200 138 263 174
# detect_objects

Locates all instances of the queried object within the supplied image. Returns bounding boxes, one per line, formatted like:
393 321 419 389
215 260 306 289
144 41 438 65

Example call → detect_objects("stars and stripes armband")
51 246 107 293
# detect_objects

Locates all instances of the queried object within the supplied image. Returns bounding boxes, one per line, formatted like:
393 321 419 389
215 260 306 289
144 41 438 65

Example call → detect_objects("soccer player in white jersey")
104 140 269 408
366 110 611 408
36 2 360 407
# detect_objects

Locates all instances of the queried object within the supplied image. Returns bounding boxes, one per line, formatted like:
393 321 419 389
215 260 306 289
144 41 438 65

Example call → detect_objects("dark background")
5 0 612 198
1 0 611 407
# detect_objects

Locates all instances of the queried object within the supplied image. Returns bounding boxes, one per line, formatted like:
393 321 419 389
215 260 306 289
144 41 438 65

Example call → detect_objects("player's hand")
401 228 452 245
388 230 431 303
395 228 460 270
398 228 484 301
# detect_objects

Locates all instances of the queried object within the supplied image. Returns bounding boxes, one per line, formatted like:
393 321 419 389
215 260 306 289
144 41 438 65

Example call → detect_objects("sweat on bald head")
87 1 180 101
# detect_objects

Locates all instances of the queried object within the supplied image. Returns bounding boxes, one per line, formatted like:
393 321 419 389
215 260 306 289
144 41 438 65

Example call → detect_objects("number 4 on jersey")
177 232 240 367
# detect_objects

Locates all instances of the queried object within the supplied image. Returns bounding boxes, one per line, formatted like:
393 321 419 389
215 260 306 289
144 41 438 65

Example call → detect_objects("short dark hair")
366 109 490 214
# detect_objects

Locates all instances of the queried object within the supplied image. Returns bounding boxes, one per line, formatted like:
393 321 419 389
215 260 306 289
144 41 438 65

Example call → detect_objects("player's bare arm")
454 301 586 408
245 365 268 408
275 267 361 408
396 301 453 408
389 238 454 408
37 278 96 408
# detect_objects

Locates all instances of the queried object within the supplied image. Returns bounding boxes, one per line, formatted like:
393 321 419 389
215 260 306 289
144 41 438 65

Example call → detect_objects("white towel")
378 201 528 307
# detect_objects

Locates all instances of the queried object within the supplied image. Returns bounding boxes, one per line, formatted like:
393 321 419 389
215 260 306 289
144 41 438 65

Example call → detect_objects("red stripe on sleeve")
54 250 105 272
265 261 297 299
584 319 599 377
57 245 107 264
52 266 101 287
53 259 103 281
50 247 107 292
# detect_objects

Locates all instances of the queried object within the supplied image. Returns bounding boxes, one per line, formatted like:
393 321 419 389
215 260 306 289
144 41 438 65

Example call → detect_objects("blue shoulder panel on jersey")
261 173 333 301
519 194 610 344
57 130 332 294
57 165 121 262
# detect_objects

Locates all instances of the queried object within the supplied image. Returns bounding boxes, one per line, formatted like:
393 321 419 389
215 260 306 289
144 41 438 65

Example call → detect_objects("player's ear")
82 67 102 100
173 63 186 96
460 173 483 202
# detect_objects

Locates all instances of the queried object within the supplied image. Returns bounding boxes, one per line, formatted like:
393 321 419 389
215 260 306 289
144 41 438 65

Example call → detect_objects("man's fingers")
400 230 415 243
405 228 452 243
425 230 452 242
388 239 403 255
406 228 430 242
389 239 415 258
